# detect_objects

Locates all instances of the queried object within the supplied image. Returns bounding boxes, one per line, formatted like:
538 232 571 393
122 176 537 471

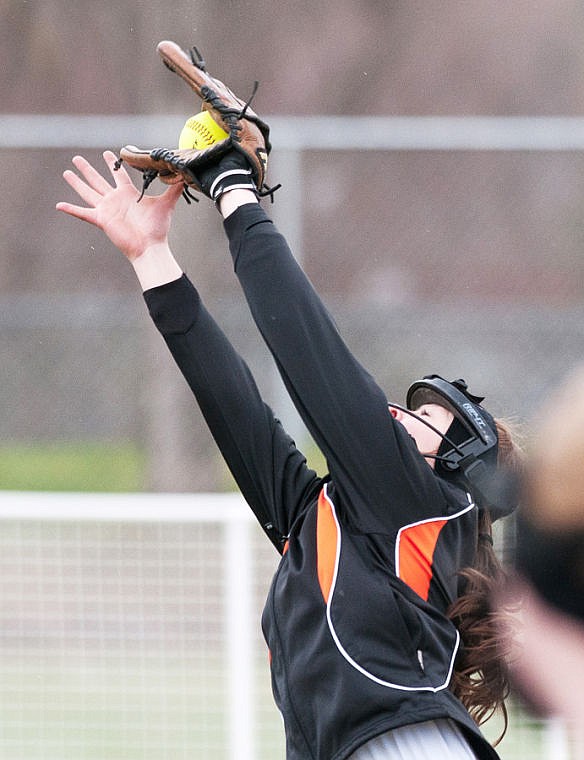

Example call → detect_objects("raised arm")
214 190 442 531
57 154 320 547
143 274 321 548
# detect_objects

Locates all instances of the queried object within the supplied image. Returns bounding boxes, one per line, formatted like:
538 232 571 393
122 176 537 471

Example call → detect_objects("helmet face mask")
402 375 519 519
406 375 498 472
402 375 521 519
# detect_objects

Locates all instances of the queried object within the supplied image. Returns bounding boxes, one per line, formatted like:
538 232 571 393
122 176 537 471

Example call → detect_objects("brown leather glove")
117 41 272 201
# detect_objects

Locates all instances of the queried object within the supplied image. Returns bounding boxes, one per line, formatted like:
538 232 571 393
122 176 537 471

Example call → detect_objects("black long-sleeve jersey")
144 204 501 760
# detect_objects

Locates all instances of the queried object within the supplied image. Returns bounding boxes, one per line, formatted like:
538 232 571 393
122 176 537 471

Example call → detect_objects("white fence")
0 491 281 760
5 114 584 150
0 490 577 760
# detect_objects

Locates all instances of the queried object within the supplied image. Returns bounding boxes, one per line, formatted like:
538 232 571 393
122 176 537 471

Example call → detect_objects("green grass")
0 653 549 760
0 442 145 492
482 701 548 759
0 653 284 760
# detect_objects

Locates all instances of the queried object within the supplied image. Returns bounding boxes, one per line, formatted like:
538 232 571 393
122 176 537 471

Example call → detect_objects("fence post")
225 516 255 760
543 717 569 760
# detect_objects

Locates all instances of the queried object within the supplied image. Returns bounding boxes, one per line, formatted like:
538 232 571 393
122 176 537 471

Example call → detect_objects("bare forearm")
131 242 183 291
218 188 258 219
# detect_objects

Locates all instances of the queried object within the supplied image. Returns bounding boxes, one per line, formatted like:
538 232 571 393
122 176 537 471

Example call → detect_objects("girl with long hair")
57 145 522 759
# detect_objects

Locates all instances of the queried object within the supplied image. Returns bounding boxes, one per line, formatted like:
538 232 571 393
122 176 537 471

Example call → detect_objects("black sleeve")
143 274 321 550
223 205 449 533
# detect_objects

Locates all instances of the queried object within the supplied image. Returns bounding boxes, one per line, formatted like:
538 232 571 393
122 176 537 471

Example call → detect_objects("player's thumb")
161 181 185 210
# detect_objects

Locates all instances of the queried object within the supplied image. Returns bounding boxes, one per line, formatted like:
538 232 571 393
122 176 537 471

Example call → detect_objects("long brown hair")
447 419 523 744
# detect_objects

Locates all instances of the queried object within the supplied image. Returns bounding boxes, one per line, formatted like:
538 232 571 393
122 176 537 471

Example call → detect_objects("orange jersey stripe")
316 489 339 603
397 519 447 601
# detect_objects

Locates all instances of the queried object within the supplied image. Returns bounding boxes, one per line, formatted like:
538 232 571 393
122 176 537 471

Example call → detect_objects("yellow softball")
178 111 229 150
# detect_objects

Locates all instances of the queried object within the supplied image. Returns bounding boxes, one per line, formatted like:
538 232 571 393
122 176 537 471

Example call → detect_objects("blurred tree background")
1 0 584 491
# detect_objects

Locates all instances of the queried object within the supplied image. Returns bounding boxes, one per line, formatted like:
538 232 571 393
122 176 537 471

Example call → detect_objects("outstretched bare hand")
56 151 184 262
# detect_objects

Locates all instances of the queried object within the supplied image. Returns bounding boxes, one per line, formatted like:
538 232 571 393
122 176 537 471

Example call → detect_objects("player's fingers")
61 168 103 208
55 201 98 226
103 150 133 186
71 155 114 196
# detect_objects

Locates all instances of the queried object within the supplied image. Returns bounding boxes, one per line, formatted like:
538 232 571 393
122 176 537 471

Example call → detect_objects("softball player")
58 151 521 760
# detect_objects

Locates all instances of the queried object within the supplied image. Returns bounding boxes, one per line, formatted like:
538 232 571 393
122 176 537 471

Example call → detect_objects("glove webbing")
114 77 281 203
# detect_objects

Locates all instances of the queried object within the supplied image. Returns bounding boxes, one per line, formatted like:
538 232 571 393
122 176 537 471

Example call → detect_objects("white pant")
349 719 479 759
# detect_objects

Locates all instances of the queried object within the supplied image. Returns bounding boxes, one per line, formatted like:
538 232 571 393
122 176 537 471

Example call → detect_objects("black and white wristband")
209 168 257 202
